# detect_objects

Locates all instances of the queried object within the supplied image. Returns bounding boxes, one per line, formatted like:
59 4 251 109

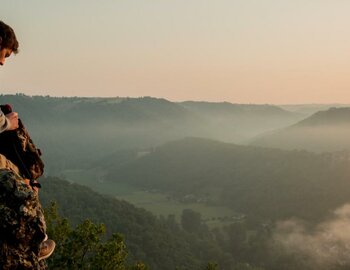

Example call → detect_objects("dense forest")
41 178 264 269
41 175 350 270
103 137 350 222
43 176 350 270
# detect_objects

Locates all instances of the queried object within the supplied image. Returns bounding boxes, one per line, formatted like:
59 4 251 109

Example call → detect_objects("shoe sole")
38 241 56 261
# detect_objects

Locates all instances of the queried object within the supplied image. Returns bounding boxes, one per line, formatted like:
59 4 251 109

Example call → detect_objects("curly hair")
0 21 19 54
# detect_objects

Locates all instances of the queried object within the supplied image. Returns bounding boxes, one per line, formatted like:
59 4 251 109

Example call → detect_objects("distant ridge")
294 107 350 126
280 103 350 116
252 107 350 152
181 101 294 114
0 94 302 173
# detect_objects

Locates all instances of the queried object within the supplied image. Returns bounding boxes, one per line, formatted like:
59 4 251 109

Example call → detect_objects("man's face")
0 48 13 66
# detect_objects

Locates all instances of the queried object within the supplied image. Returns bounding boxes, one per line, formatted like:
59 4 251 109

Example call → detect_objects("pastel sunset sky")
1 0 350 104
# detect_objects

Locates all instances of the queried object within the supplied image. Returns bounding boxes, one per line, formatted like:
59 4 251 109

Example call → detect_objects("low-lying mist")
274 204 350 269
253 125 350 153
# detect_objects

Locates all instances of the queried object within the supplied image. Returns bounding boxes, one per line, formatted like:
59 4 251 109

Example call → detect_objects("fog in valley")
274 204 350 270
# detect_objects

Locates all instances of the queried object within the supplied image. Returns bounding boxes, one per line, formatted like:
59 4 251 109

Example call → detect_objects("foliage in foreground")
44 202 148 270
44 202 265 270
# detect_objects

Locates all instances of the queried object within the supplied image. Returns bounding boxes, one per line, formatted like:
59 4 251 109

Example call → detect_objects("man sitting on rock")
0 20 55 269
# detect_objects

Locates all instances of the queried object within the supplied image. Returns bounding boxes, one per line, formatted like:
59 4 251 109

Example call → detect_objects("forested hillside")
41 177 212 269
252 107 350 152
40 177 269 270
104 137 350 222
40 175 350 270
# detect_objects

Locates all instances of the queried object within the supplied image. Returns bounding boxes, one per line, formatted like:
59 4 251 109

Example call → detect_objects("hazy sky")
1 0 350 104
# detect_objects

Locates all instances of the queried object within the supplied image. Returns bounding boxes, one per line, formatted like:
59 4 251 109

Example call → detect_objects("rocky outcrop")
0 169 46 270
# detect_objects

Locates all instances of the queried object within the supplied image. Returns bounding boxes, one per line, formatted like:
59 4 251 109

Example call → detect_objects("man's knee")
0 154 20 176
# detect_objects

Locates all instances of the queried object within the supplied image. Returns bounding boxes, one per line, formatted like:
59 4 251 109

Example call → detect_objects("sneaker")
38 239 56 261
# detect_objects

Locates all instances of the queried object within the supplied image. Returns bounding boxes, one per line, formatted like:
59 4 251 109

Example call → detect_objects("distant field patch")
117 190 239 227
61 169 238 227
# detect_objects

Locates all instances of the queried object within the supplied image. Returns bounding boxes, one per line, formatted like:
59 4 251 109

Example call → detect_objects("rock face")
0 169 47 270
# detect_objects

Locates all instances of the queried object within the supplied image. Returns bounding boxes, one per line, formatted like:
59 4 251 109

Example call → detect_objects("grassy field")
61 169 238 227
116 190 237 224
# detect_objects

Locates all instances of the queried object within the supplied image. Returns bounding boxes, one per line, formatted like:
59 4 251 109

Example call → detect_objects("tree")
181 209 202 233
205 262 218 270
44 202 148 269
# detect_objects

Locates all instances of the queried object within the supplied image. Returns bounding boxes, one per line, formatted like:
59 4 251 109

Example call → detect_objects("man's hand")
23 178 39 193
6 112 19 130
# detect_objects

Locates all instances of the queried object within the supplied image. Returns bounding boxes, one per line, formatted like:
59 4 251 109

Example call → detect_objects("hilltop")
180 101 301 139
252 107 350 152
